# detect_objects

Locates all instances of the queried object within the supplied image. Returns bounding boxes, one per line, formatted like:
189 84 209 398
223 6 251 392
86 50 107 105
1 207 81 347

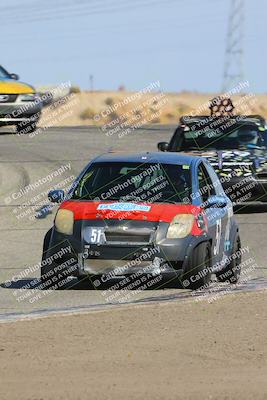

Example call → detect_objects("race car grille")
105 232 151 245
0 94 18 103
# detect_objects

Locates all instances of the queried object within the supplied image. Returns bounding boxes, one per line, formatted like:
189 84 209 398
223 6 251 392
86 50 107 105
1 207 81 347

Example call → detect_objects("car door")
205 161 233 259
197 162 228 265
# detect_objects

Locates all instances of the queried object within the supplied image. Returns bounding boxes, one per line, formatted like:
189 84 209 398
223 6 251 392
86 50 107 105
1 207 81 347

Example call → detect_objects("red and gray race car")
41 152 241 291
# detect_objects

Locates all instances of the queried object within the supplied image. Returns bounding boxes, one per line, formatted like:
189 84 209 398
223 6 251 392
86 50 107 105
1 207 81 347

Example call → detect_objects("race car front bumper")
0 100 42 125
43 219 209 280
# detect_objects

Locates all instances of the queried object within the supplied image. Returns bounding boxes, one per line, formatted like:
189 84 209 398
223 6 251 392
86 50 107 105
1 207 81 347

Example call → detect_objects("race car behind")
158 114 267 204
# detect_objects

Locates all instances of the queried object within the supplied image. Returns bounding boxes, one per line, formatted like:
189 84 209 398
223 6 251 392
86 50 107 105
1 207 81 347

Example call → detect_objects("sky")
0 0 266 93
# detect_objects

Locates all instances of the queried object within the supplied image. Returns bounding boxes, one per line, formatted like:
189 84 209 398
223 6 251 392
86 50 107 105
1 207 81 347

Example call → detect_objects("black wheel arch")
42 228 53 258
182 234 212 275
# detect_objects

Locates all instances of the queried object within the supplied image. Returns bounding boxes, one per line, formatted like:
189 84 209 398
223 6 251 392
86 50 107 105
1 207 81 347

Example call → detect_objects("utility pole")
90 74 94 92
222 0 245 92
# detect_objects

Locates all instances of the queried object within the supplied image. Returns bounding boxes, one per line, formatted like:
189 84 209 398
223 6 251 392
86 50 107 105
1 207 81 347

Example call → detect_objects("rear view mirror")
48 189 65 203
10 73 19 80
204 195 227 209
158 142 169 152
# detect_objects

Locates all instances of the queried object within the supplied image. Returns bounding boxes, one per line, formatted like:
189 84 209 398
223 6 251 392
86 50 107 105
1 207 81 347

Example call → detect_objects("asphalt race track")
0 125 266 322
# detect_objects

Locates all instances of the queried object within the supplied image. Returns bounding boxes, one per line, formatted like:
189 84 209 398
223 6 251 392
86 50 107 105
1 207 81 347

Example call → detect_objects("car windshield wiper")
95 197 143 202
153 200 179 204
70 195 121 201
100 197 120 201
121 196 142 202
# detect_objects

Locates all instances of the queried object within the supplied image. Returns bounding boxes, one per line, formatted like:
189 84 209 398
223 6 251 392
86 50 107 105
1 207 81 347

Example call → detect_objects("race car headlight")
18 94 39 102
167 214 194 239
55 209 74 235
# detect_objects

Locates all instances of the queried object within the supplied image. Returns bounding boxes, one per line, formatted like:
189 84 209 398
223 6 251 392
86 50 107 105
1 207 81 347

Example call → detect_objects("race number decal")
84 227 105 244
214 219 222 256
224 206 233 252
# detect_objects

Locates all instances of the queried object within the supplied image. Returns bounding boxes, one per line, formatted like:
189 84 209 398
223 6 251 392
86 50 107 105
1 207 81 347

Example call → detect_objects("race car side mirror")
158 142 169 152
204 195 227 209
48 189 65 203
10 73 19 80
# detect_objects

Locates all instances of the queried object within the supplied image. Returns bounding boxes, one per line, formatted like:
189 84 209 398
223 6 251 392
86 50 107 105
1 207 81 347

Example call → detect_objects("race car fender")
181 233 212 275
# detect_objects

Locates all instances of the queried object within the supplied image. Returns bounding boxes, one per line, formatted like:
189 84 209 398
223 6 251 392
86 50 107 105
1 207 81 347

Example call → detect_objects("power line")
0 0 183 25
0 0 225 55
0 12 224 45
0 0 106 16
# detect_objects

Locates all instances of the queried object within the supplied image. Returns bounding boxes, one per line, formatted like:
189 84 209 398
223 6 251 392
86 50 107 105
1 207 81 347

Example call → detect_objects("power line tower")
222 0 245 92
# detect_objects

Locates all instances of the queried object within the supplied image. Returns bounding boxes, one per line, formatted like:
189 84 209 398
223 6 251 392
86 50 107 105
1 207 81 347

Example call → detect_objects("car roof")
92 151 202 166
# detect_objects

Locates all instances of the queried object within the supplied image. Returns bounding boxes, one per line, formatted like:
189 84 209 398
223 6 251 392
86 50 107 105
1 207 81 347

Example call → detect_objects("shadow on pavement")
0 274 182 291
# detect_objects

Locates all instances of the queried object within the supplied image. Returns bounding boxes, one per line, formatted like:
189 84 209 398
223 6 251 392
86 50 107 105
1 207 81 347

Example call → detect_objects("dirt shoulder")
0 291 267 400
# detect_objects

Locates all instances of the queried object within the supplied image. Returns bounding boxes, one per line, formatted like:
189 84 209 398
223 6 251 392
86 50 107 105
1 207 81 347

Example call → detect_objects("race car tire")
41 260 73 290
216 234 241 284
40 262 59 289
16 121 37 135
181 241 212 290
77 276 97 289
40 229 61 289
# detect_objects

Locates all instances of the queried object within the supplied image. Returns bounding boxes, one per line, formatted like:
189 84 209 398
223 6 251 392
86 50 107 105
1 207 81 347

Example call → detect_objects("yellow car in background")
0 65 42 134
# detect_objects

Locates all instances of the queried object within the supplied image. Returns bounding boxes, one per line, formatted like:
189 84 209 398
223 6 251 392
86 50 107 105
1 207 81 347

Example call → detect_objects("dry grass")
69 85 81 94
80 107 95 120
38 90 267 127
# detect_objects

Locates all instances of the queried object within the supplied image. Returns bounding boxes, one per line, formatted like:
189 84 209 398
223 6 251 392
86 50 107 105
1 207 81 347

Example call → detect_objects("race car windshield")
0 66 10 80
71 162 192 204
178 124 265 151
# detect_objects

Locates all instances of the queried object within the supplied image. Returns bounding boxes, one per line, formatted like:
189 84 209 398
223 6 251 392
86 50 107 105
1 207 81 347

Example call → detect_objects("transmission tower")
222 0 245 92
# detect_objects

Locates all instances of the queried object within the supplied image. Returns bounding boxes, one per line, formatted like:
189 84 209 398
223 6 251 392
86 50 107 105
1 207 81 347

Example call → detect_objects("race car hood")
0 79 35 94
185 148 267 177
60 200 201 224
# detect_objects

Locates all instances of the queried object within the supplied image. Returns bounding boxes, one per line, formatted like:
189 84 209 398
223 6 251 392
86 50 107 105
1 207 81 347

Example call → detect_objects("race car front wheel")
216 234 241 284
40 261 72 289
40 263 58 289
181 242 212 290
